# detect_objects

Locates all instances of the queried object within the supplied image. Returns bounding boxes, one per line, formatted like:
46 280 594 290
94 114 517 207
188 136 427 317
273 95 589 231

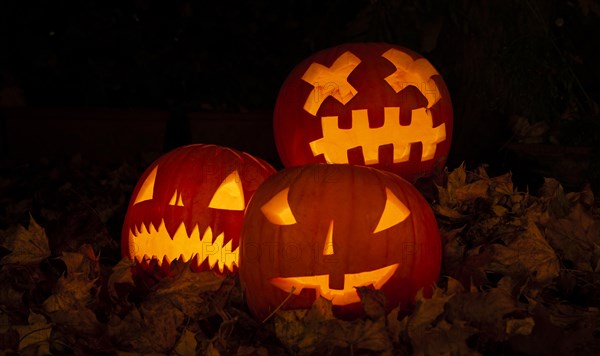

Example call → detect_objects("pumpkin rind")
239 164 442 320
274 42 453 182
122 144 276 274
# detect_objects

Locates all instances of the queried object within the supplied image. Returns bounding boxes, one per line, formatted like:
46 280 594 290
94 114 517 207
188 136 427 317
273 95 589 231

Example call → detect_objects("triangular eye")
168 189 184 206
261 188 297 225
208 171 245 211
373 188 411 233
133 165 158 205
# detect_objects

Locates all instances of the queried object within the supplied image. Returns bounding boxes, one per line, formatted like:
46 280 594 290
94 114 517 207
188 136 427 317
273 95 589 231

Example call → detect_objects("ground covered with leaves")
1 156 600 355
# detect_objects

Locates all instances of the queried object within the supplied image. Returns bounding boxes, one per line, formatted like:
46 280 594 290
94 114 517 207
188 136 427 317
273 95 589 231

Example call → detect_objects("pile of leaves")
1 159 600 355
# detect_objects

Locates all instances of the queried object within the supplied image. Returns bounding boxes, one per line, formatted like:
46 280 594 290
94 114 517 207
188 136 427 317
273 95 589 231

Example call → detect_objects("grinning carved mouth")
128 219 239 273
270 263 399 305
309 108 446 165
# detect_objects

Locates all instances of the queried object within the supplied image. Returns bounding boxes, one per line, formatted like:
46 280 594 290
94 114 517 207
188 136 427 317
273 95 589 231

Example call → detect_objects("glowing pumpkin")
239 164 441 320
274 42 453 182
122 144 276 274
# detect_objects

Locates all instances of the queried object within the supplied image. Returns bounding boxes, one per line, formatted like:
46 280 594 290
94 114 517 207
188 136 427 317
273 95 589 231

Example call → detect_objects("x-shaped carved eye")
209 171 245 211
381 48 441 108
301 51 361 116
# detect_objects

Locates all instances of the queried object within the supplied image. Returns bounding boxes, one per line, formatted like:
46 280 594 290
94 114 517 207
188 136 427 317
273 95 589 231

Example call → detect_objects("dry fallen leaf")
485 220 560 287
546 203 600 272
109 303 185 353
13 312 52 354
107 258 135 300
411 319 479 356
43 274 98 313
174 329 198 355
406 287 456 340
149 267 224 319
275 296 393 354
356 286 387 320
1 215 50 266
58 244 99 278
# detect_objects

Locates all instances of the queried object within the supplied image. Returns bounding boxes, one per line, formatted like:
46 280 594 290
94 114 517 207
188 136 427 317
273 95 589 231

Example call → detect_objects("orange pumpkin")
239 164 441 320
122 144 276 274
274 42 453 182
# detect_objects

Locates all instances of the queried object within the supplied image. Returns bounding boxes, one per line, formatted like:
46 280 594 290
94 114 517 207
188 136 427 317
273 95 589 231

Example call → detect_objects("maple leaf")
330 318 392 354
505 316 535 336
275 297 393 354
108 304 184 353
454 179 490 203
405 286 456 342
174 329 198 355
58 244 99 278
462 219 559 288
411 319 479 356
149 267 224 319
546 203 600 272
1 215 50 266
107 258 135 300
43 274 98 313
13 312 52 355
436 162 467 208
446 277 524 340
356 286 387 320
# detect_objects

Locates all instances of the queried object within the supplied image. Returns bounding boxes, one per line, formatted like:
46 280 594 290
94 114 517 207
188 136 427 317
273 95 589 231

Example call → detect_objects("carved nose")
323 220 334 255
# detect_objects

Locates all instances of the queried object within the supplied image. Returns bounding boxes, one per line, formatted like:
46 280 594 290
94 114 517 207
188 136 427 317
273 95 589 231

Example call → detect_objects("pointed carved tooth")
190 253 200 270
162 255 170 266
149 220 160 234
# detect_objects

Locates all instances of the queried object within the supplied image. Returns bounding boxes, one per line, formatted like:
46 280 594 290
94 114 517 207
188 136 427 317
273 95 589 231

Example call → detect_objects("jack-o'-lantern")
274 43 453 182
239 164 441 320
122 144 276 274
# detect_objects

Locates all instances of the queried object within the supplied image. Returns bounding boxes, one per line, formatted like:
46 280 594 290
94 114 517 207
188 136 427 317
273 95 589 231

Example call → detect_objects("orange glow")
168 189 184 206
309 108 446 164
302 51 361 116
382 48 441 108
374 188 411 233
323 220 334 255
128 220 238 273
208 170 245 211
133 165 158 204
270 263 398 305
260 188 297 225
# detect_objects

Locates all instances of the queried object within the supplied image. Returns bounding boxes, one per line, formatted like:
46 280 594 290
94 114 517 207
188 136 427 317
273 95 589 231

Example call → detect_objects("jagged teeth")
128 219 238 273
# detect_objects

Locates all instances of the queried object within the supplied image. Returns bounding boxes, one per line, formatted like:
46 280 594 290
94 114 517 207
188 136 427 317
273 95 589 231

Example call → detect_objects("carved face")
239 164 441 320
122 144 276 274
274 43 453 182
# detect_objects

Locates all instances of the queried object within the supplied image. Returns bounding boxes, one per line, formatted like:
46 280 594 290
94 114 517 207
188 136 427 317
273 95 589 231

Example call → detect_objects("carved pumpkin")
122 144 276 274
274 43 453 182
239 164 441 320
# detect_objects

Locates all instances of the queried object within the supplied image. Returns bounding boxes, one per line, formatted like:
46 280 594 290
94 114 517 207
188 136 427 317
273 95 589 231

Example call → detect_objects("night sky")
1 0 600 192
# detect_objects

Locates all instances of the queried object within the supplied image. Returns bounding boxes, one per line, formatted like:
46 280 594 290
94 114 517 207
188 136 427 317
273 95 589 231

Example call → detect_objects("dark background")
1 0 600 193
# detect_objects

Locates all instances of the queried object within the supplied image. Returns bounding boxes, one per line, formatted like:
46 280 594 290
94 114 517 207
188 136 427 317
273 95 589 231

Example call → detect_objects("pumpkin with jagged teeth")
122 144 276 274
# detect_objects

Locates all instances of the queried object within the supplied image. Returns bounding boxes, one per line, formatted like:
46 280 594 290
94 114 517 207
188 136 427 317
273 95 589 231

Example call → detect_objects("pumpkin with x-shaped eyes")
274 42 453 182
122 144 276 274
239 164 441 320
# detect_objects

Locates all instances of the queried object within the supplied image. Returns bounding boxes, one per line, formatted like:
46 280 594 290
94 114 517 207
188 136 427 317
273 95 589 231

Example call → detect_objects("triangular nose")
323 220 334 255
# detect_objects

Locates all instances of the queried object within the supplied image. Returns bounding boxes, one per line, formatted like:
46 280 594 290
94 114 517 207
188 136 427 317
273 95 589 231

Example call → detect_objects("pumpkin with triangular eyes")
122 144 276 274
274 42 453 182
239 164 441 320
